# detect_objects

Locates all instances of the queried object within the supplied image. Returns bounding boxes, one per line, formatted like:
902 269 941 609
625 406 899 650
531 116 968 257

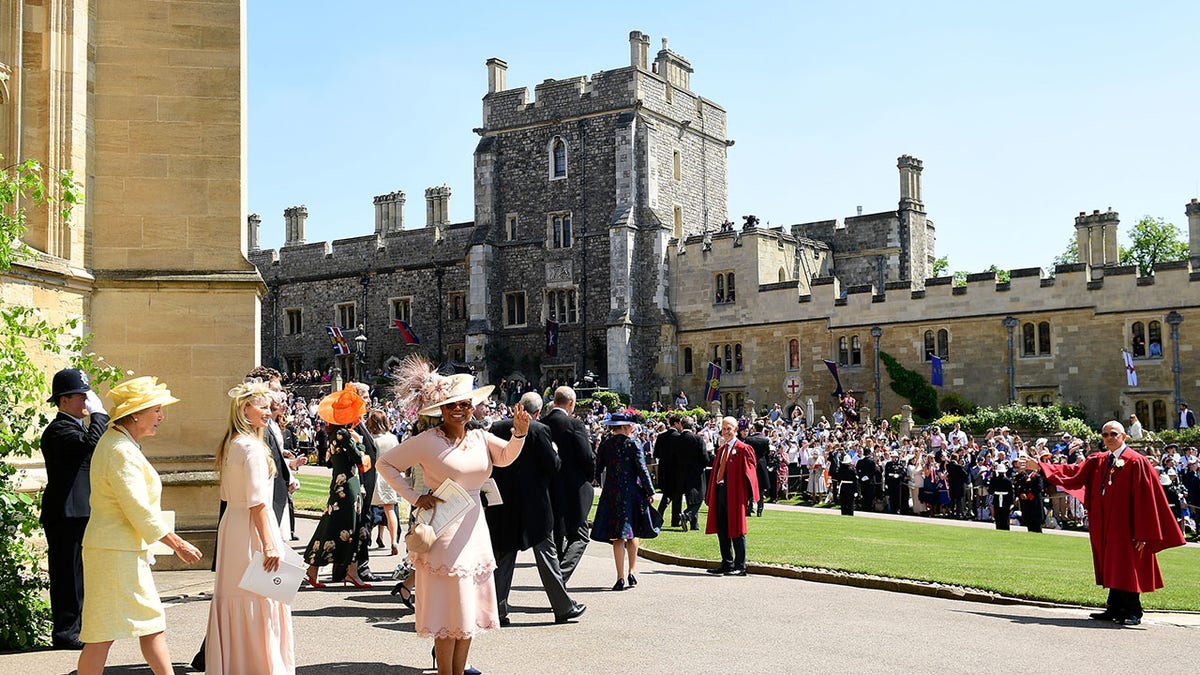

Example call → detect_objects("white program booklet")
480 477 503 506
238 546 306 604
416 478 473 537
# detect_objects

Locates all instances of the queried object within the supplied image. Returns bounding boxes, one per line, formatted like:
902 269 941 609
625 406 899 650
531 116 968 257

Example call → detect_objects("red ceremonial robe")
704 439 760 538
1040 447 1185 593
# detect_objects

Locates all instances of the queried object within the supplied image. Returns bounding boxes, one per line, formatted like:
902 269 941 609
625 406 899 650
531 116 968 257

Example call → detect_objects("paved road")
4 516 1196 675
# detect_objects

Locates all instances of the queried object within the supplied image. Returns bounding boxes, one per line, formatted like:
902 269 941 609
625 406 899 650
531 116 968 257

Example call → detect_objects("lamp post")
1002 316 1019 404
870 326 882 421
1166 311 1184 409
354 326 368 383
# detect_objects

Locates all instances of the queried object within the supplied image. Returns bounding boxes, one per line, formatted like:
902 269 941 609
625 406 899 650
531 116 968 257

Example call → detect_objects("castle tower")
247 213 261 252
898 155 924 211
897 155 933 288
1188 198 1200 270
283 205 308 247
629 31 650 69
425 186 451 227
374 190 406 236
486 58 507 94
1074 209 1120 277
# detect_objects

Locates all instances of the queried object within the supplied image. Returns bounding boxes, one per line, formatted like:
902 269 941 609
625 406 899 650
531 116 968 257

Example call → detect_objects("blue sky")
248 1 1200 274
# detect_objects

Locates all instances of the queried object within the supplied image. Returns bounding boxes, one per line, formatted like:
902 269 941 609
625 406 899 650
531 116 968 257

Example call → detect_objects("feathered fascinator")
228 377 273 401
392 356 495 417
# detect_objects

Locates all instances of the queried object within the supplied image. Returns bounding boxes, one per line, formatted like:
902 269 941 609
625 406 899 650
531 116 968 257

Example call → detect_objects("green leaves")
1120 215 1189 276
879 351 938 421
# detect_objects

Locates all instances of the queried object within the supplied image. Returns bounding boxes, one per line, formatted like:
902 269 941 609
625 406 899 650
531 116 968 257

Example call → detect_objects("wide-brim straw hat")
599 410 641 426
418 374 494 417
108 376 180 421
318 385 368 425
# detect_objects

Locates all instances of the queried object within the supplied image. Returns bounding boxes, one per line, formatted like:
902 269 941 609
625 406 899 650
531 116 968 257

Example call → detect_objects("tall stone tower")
470 31 730 399
897 154 934 288
1074 209 1120 278
1187 198 1200 271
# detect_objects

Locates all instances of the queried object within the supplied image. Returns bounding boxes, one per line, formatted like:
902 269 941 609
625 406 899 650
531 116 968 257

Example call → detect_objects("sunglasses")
1101 432 1122 438
442 400 474 410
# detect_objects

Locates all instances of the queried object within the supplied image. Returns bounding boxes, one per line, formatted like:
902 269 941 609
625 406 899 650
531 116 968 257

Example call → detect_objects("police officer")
883 451 906 514
1013 455 1045 533
856 449 878 512
988 463 1013 530
834 454 857 516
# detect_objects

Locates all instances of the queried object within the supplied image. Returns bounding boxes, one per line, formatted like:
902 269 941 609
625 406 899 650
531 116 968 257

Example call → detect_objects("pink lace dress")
377 428 521 638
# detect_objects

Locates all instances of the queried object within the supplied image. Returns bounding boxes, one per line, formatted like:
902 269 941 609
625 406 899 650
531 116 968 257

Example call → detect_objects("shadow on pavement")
298 662 425 674
953 609 1127 629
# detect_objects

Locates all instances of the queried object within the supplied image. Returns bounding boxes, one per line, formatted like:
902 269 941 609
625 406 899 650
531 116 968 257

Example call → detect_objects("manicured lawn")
640 504 1200 610
294 473 331 512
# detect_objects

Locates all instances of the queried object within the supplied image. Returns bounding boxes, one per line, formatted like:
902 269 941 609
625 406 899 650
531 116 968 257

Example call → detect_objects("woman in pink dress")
378 358 529 675
205 379 294 674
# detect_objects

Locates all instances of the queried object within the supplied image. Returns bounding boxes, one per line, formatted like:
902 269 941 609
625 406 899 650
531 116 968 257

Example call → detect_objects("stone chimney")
629 30 650 70
1074 209 1120 276
898 155 924 211
283 205 307 247
1188 198 1200 270
247 213 261 252
486 58 507 94
653 36 693 89
374 190 406 236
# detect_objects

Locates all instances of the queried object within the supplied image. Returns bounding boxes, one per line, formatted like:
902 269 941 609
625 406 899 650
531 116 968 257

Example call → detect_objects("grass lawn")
640 504 1200 610
294 473 331 512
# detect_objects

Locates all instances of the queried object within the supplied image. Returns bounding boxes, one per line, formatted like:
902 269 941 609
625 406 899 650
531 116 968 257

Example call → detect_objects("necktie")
717 442 732 483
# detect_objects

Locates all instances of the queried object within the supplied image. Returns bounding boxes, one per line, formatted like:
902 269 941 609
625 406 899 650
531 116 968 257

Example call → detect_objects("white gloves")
84 389 107 415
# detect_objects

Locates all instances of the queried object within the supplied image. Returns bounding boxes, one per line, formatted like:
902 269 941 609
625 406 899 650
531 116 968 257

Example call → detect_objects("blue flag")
931 355 944 387
823 360 844 396
703 362 721 402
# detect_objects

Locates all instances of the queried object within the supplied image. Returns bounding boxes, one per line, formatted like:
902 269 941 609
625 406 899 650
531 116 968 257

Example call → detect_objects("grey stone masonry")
1075 209 1120 279
1187 198 1200 269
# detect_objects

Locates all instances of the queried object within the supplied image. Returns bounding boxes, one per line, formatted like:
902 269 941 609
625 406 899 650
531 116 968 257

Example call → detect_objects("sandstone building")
251 31 1200 431
3 0 256 566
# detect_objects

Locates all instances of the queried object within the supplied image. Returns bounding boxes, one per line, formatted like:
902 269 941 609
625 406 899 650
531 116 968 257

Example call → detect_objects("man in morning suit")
653 414 684 527
40 368 109 650
542 385 595 582
744 421 772 516
350 381 382 581
705 416 759 576
677 416 710 531
855 449 878 512
486 393 586 625
1022 421 1185 626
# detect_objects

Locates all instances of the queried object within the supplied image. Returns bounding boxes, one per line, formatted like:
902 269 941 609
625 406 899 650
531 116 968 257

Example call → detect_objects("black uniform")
744 433 772 514
855 454 878 512
1013 470 1044 533
988 473 1013 530
653 428 683 526
883 457 906 514
676 428 709 531
834 462 857 516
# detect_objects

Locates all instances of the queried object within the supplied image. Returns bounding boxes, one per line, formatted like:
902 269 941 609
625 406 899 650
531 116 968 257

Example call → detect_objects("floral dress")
590 433 659 541
304 427 365 576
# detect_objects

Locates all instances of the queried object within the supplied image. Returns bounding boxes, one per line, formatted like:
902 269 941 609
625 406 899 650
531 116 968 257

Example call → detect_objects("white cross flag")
1122 350 1137 387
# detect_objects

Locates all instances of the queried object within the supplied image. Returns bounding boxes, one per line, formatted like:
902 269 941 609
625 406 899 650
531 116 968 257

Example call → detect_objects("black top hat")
48 368 91 403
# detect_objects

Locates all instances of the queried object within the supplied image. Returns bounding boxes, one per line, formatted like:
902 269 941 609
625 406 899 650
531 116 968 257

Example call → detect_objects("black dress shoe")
53 639 85 650
498 616 511 627
756 505 764 517
555 603 586 623
1119 616 1141 626
707 565 731 575
1089 610 1119 622
725 567 748 576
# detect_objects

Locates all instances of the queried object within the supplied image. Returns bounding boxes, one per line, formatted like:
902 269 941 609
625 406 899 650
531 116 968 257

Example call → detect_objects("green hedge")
929 404 1097 441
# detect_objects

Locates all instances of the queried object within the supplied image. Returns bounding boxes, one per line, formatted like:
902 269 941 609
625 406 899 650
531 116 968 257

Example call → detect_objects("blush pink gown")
206 435 295 674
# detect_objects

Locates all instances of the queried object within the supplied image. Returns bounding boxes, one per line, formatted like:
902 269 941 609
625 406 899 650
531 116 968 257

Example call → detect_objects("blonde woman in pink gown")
205 380 295 674
378 359 529 675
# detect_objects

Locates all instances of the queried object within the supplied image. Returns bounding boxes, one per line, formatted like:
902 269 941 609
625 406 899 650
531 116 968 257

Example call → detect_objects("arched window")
778 267 787 282
838 337 849 366
1152 399 1167 431
726 272 736 302
1039 394 1053 407
672 150 681 180
1025 395 1036 406
715 274 725 303
723 344 733 372
850 336 862 366
787 339 800 370
683 347 693 374
1148 320 1163 358
1022 323 1035 356
1131 321 1146 357
937 329 949 360
924 330 935 361
550 137 567 179
1135 401 1150 428
734 343 743 372
1037 321 1051 355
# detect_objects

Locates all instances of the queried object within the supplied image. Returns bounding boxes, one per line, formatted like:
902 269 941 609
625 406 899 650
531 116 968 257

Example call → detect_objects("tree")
1120 215 1189 276
1051 235 1078 269
0 158 121 649
879 351 938 421
931 255 950 278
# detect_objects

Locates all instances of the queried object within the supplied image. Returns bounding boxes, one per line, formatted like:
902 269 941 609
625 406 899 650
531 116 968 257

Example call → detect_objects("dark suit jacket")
485 417 560 552
264 422 290 523
676 430 709 493
39 411 109 523
653 428 683 494
542 406 595 530
745 433 771 467
355 421 378 504
1181 410 1196 430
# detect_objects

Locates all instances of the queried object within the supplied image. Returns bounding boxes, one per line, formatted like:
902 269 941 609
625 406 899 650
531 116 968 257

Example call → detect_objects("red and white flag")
1122 350 1137 387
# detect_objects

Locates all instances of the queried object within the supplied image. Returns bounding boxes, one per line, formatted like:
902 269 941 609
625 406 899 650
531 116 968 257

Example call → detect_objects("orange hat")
317 385 367 425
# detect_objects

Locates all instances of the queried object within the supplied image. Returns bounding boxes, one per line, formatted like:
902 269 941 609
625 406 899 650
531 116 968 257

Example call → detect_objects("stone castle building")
4 0 257 566
252 31 1200 430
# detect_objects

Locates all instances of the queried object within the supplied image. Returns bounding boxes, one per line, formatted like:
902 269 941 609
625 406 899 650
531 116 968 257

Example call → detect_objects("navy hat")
48 368 91 403
600 410 641 426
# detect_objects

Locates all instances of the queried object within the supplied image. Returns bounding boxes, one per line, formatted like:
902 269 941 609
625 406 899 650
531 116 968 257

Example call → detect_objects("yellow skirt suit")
79 426 172 643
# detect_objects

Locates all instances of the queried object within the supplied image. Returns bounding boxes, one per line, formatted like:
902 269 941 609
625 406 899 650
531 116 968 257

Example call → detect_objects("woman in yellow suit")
77 376 202 675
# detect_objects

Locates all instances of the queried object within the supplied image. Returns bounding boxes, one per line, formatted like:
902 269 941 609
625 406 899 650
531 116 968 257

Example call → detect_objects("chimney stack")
247 213 261 252
1074 208 1120 278
283 205 307 247
897 155 924 211
425 186 451 241
374 190 406 236
629 30 650 69
1187 197 1200 270
486 58 507 94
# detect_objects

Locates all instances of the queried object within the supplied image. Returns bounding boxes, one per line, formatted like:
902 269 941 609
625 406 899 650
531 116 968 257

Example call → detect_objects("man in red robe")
1022 420 1185 626
705 416 760 576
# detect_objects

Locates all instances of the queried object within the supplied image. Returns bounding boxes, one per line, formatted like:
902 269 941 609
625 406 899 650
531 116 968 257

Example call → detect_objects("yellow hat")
108 376 180 421
318 384 367 426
